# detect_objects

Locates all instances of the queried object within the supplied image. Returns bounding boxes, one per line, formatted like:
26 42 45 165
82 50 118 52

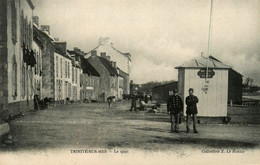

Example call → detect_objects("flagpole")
206 0 213 83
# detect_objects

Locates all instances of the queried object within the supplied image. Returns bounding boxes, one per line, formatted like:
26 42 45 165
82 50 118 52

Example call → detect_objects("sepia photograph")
0 0 259 164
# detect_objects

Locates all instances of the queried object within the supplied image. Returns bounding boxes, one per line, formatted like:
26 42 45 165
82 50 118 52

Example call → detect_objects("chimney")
33 16 39 27
98 37 112 46
91 50 97 56
100 52 106 58
41 25 50 35
54 42 67 55
73 47 79 52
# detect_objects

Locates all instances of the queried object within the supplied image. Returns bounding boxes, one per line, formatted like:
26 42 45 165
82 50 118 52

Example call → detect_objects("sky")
32 0 260 85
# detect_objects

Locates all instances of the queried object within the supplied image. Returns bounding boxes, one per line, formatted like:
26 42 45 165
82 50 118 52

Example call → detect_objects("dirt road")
2 101 260 152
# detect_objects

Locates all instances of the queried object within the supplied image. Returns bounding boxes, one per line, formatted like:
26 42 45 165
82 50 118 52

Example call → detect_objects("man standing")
130 87 138 112
185 88 199 133
167 90 183 133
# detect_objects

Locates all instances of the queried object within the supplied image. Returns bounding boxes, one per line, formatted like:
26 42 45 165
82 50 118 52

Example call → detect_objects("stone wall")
0 0 8 116
0 0 35 119
38 32 55 99
88 56 112 101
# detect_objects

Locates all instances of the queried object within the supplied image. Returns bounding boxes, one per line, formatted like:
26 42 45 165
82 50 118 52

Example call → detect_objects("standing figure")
185 88 199 133
167 90 183 133
130 90 138 112
144 94 149 103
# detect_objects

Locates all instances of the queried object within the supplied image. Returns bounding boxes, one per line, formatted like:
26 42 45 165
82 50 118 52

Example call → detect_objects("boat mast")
206 0 213 83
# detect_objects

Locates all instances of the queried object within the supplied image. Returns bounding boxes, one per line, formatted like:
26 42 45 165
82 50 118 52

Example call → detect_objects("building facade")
152 82 178 103
68 48 100 102
54 42 81 102
175 56 232 117
32 23 43 99
0 0 36 119
33 23 56 100
87 51 118 102
117 67 130 97
85 37 131 94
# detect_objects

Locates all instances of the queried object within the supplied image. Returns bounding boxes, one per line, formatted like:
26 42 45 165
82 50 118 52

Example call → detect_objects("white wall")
180 69 228 117
7 0 33 103
54 52 74 101
88 45 130 74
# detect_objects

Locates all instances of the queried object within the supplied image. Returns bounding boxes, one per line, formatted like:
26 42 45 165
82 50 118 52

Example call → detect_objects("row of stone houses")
0 0 131 119
33 19 131 103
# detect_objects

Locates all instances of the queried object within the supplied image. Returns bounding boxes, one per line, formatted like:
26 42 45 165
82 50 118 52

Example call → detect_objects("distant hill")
134 80 177 94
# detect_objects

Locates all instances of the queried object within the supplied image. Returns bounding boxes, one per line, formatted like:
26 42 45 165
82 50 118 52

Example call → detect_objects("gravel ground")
1 101 260 152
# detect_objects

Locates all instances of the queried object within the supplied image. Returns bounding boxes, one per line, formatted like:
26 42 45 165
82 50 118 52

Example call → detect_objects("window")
35 50 38 74
56 80 59 100
12 55 17 98
28 68 33 98
60 80 63 99
68 63 70 78
65 61 67 78
56 56 59 77
68 83 71 97
72 67 74 83
22 64 25 98
11 0 17 44
60 58 62 78
75 69 78 84
20 10 24 44
29 21 32 48
34 50 38 75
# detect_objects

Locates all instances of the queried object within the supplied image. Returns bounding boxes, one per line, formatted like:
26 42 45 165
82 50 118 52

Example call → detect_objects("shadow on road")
135 127 168 133
124 113 170 123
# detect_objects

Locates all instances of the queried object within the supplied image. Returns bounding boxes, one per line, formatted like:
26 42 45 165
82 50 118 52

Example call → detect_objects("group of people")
130 92 155 112
167 88 199 133
112 87 199 134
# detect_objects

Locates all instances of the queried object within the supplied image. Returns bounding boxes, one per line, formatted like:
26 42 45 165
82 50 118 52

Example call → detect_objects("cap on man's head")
188 88 194 92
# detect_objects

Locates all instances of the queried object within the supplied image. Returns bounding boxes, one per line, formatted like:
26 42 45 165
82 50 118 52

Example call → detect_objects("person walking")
167 90 183 133
185 88 199 133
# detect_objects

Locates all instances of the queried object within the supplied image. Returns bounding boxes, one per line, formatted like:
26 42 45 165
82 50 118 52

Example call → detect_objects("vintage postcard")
0 0 259 164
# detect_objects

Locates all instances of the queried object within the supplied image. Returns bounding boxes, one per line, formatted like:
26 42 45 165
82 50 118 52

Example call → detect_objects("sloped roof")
117 67 129 77
33 33 44 49
55 49 72 60
67 50 100 77
153 81 178 89
175 56 231 69
27 0 34 10
81 56 100 77
98 57 118 76
33 24 54 44
84 45 131 61
54 43 71 60
111 46 131 61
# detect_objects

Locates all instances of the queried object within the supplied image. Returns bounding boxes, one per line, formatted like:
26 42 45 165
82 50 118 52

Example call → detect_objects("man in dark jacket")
130 88 138 112
185 88 199 133
167 90 183 133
